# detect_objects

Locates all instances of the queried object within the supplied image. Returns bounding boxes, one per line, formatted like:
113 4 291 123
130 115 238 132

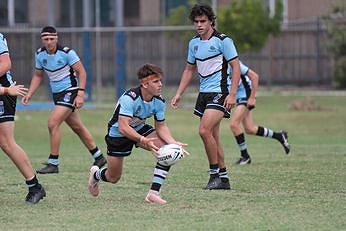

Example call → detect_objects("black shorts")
105 124 155 157
0 95 17 123
53 89 78 110
236 97 256 111
194 92 230 118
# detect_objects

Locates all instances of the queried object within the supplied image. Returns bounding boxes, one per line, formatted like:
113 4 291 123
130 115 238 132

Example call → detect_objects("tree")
217 0 282 52
165 0 282 53
323 4 346 89
165 0 211 43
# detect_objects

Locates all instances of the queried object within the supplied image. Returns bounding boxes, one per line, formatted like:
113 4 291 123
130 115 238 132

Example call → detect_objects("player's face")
142 75 162 96
193 15 213 39
41 36 58 54
147 78 162 96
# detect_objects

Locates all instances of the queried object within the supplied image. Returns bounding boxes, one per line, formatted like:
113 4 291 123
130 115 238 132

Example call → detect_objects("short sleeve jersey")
35 45 80 93
0 33 13 87
187 30 238 94
107 86 166 137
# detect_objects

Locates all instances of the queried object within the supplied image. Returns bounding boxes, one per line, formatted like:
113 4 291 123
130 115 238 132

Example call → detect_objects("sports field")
0 90 345 230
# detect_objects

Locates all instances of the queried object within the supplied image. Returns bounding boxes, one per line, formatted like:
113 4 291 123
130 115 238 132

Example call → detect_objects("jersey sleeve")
0 35 9 55
221 37 238 62
67 49 80 66
154 99 166 122
239 61 249 75
187 40 196 65
34 52 43 70
118 95 134 118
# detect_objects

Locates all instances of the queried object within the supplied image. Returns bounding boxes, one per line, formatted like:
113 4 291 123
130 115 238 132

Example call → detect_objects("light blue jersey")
0 33 14 87
108 87 166 137
35 45 80 93
187 30 238 93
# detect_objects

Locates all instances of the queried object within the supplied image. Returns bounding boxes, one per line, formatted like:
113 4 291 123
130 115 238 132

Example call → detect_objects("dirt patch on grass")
288 98 329 111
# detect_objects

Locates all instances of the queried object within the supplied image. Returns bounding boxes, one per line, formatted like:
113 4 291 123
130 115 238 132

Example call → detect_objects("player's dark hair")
41 26 57 34
137 63 163 80
189 3 216 27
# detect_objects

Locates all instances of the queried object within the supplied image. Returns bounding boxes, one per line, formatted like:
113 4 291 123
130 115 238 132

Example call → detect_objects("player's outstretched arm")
171 63 196 109
22 69 44 105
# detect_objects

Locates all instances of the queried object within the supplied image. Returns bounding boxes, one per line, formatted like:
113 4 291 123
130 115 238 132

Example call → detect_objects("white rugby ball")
157 144 184 166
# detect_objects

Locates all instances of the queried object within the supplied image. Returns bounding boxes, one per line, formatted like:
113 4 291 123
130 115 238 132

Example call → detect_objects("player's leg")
230 105 252 165
37 105 72 174
213 123 231 189
88 155 124 197
88 134 129 197
0 122 45 204
242 112 290 154
65 110 106 167
141 130 169 204
199 108 224 189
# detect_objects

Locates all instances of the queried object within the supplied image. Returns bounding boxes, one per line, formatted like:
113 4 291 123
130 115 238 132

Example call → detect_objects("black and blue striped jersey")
187 30 238 94
35 45 79 93
107 86 166 137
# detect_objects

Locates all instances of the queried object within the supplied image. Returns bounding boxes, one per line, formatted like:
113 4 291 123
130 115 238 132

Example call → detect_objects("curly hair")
189 3 216 27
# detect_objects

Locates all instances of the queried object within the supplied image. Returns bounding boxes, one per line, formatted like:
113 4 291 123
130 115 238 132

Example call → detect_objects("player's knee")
229 121 239 132
199 127 209 139
47 121 59 132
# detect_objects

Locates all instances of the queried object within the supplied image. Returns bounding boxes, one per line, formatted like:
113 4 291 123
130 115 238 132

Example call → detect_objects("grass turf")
0 92 345 230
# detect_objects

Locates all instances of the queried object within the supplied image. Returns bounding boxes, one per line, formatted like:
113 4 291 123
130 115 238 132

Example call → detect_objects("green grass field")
0 91 345 231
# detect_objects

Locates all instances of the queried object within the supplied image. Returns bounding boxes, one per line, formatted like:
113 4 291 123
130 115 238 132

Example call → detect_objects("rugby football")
157 144 185 166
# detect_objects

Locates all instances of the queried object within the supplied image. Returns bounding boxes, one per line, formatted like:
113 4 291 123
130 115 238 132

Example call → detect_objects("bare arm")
170 63 196 109
224 58 241 109
154 120 177 144
246 69 259 108
72 60 86 108
155 120 188 152
118 115 159 153
21 69 44 104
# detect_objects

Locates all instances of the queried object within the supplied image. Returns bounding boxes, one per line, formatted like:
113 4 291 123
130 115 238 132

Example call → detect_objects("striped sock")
48 154 59 166
150 163 170 192
90 146 103 160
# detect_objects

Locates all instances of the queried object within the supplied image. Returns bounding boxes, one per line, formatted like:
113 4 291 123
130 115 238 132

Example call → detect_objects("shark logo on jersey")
63 92 72 102
209 46 216 52
57 59 64 65
213 94 222 103
0 101 4 115
43 59 47 66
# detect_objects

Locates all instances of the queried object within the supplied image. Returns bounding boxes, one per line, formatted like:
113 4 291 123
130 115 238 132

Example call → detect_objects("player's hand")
73 93 85 109
170 95 181 109
21 95 30 105
223 94 236 110
140 136 159 155
247 97 256 110
7 81 28 97
172 141 190 155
